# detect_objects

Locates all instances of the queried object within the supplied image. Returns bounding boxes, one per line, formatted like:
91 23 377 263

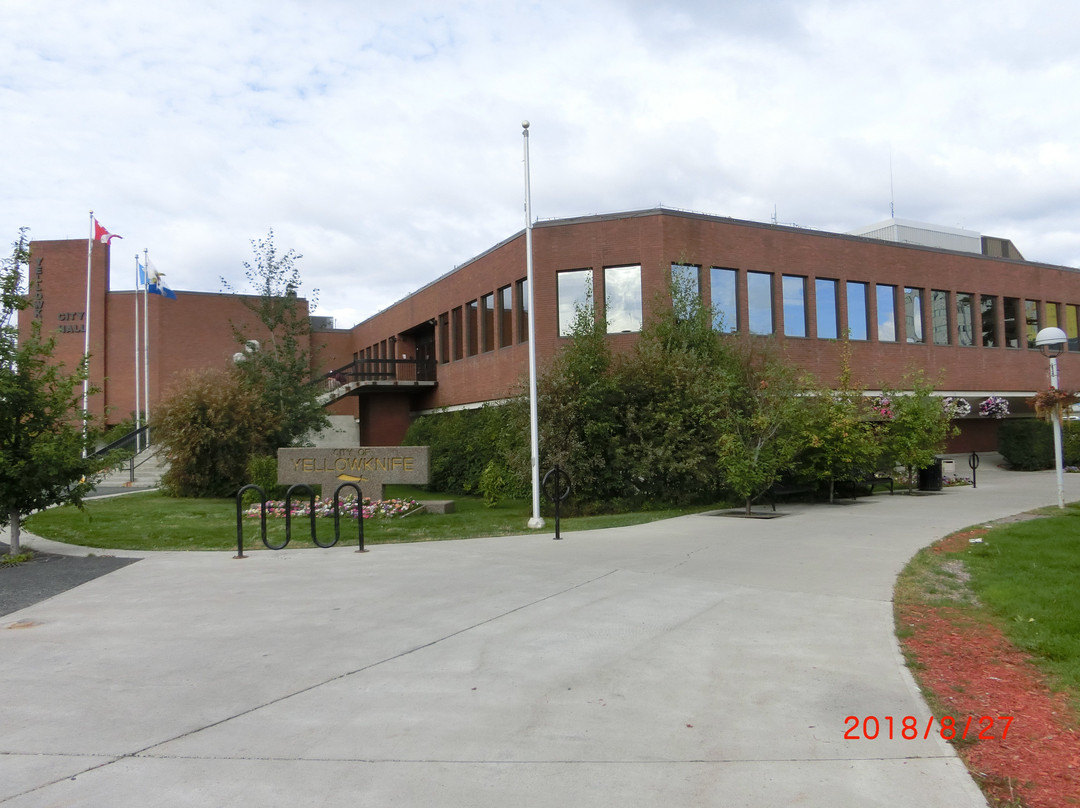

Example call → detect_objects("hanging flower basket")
978 396 1010 419
1028 387 1080 420
942 397 971 418
869 396 894 420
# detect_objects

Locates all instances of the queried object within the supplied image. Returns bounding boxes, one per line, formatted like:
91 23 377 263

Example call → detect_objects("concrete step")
98 446 168 488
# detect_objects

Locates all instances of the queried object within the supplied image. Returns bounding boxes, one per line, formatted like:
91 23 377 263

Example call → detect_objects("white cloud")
3 0 1080 328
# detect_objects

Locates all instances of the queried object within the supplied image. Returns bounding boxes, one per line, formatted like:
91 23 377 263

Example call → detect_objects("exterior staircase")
96 445 169 490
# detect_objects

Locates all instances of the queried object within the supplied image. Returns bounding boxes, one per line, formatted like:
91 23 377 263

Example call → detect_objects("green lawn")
963 505 1080 694
24 486 712 552
897 503 1080 705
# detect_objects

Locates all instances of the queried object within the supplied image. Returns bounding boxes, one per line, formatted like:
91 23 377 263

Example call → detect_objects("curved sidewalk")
2 458 1074 807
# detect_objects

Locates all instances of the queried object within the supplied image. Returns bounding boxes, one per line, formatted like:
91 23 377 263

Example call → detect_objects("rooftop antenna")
772 204 778 225
889 145 895 219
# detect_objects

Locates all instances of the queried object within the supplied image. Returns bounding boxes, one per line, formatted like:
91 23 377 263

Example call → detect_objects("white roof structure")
847 218 983 254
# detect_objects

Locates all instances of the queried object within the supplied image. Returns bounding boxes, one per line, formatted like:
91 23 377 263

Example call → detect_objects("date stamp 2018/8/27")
844 715 1013 741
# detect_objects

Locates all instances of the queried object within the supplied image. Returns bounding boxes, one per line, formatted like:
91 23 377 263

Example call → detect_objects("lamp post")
1035 326 1068 509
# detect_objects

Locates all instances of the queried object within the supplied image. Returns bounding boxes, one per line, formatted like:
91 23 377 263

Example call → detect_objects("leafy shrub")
998 419 1054 470
1065 423 1080 466
154 367 271 497
478 459 517 507
403 405 525 496
242 454 288 507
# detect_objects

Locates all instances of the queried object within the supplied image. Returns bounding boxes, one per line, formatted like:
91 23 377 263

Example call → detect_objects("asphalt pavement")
1 455 1073 807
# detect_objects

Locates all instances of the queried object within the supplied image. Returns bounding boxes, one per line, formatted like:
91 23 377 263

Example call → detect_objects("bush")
478 459 514 507
242 454 289 506
998 419 1054 470
403 405 526 497
1065 423 1080 466
154 367 272 497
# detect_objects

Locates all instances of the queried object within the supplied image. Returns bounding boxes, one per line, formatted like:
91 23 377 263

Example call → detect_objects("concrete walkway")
1 458 1075 807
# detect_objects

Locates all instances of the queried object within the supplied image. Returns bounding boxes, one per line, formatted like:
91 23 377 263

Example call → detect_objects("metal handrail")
318 356 437 386
91 425 149 458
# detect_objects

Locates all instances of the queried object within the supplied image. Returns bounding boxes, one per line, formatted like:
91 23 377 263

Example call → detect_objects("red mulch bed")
898 529 1080 807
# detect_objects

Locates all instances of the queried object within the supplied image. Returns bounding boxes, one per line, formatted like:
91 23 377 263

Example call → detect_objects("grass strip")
24 487 712 552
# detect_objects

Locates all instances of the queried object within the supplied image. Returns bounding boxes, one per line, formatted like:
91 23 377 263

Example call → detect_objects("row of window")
556 263 1080 350
432 279 531 363
681 264 1080 349
362 263 1080 365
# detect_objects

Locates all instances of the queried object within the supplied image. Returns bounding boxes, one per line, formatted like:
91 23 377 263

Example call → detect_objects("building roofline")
354 206 1079 328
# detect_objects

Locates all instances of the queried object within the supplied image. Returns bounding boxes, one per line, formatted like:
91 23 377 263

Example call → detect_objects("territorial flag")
147 259 177 300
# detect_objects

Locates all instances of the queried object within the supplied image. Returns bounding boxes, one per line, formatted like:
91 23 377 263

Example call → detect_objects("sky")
4 0 1080 329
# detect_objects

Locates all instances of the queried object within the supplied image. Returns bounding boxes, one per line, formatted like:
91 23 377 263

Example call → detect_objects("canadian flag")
94 219 122 244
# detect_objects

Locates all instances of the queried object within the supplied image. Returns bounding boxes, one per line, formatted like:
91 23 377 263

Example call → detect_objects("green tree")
798 345 882 502
0 229 106 555
714 340 812 515
880 371 958 492
154 367 268 497
610 270 728 504
534 288 625 503
223 230 328 450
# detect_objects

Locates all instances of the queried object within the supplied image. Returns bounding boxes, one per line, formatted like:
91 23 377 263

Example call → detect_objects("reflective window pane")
498 285 512 348
782 275 806 337
1002 297 1021 348
710 267 738 332
981 295 998 347
956 293 974 347
931 290 949 345
557 269 592 337
516 279 529 343
816 278 838 339
1068 304 1079 352
480 293 495 352
671 264 700 296
605 265 642 333
466 299 479 356
847 281 868 341
1025 300 1040 348
451 306 463 360
876 284 896 342
747 271 773 335
904 287 924 344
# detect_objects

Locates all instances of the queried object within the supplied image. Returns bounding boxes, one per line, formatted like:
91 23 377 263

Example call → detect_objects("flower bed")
244 496 422 520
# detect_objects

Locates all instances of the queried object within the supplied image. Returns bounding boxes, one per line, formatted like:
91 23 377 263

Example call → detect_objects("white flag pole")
133 254 142 449
82 210 94 457
522 122 544 529
143 249 151 442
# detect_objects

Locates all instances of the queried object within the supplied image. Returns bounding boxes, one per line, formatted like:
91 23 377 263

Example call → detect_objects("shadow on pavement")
0 543 139 617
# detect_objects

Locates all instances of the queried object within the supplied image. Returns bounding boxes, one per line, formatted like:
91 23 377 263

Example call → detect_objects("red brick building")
24 209 1080 452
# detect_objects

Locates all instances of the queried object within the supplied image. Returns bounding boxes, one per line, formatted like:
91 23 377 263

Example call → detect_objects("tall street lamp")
1035 326 1068 509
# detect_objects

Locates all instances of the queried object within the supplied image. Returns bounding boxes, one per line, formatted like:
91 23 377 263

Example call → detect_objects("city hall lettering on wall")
278 447 429 499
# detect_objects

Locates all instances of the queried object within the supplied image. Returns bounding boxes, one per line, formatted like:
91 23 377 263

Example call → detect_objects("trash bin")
917 458 944 491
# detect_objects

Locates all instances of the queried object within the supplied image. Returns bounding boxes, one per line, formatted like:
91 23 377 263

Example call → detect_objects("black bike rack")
235 484 267 559
968 451 980 489
235 482 370 556
333 481 367 553
542 465 572 541
279 484 317 550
